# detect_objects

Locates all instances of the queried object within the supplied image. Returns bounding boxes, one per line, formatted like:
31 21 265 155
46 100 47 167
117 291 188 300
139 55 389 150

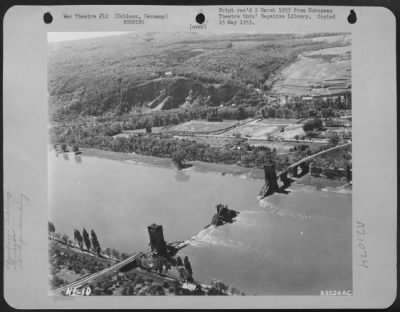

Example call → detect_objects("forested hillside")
48 32 350 121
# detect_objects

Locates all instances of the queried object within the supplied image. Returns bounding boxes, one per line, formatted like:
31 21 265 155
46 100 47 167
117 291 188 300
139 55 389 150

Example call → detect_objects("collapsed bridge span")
259 142 352 198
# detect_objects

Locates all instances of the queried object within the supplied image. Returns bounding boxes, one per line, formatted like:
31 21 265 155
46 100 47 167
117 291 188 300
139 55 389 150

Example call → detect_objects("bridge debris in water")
209 204 239 227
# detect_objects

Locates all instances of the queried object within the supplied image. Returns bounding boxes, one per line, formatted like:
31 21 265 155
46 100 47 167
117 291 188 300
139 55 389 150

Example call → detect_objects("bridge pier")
292 165 300 177
147 224 167 256
263 162 279 195
280 171 291 186
300 162 309 175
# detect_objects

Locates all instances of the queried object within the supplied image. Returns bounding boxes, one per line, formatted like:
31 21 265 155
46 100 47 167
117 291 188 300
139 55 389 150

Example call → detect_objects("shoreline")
79 148 350 189
80 148 266 179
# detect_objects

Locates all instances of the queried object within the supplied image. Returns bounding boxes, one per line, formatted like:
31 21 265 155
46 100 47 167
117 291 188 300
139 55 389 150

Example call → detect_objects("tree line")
51 125 289 169
48 221 128 260
73 228 101 255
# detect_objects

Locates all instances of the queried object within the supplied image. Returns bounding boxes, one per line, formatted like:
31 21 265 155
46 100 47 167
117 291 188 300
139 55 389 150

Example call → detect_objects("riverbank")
80 148 350 188
80 148 266 179
297 174 350 189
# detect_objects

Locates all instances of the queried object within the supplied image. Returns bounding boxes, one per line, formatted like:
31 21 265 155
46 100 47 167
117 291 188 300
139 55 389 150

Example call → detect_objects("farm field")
274 124 306 140
223 121 283 139
167 120 238 133
223 119 303 140
258 118 298 125
270 36 351 97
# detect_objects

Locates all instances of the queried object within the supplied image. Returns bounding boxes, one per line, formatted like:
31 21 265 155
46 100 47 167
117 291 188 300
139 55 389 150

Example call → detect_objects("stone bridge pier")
263 162 279 195
279 171 291 186
292 165 300 177
300 162 310 175
148 223 167 256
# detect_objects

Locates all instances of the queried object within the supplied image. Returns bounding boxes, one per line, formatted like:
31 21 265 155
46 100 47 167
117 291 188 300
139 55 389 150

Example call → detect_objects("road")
281 142 352 174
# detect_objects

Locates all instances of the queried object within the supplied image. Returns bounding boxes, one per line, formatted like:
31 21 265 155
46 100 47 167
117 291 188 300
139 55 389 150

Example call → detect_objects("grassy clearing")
274 124 306 140
258 118 298 124
224 120 284 139
167 120 238 133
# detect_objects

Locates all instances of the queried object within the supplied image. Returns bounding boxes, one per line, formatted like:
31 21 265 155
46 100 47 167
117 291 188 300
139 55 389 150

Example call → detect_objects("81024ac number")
321 290 352 296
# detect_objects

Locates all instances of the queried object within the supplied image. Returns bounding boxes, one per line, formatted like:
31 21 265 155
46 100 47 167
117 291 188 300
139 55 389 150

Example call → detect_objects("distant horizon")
48 32 131 43
47 31 348 43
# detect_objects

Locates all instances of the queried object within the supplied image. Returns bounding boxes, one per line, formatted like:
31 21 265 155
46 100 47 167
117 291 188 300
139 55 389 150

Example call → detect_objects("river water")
49 151 352 295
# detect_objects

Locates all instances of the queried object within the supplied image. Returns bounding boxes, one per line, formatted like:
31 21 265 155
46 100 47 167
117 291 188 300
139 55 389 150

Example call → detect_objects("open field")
223 119 285 139
222 118 306 141
167 120 238 133
258 118 298 125
274 124 306 140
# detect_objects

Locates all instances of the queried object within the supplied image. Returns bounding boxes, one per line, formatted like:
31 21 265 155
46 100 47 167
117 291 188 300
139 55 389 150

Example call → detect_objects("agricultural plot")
258 118 298 125
167 120 238 133
274 124 306 140
321 127 352 140
223 119 291 139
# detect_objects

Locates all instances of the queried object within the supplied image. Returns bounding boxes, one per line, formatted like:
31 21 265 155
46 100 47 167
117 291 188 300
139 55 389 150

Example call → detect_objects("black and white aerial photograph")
47 32 352 296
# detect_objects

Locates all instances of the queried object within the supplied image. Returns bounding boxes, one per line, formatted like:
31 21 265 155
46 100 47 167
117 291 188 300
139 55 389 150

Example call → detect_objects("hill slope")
269 36 351 97
48 32 350 121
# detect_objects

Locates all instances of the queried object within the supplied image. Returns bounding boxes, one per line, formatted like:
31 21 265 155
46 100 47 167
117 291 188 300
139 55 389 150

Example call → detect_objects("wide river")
49 151 352 295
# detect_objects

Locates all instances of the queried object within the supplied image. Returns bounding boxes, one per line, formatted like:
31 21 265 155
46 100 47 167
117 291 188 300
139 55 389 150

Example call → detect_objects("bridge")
259 142 352 198
49 250 148 295
49 224 190 296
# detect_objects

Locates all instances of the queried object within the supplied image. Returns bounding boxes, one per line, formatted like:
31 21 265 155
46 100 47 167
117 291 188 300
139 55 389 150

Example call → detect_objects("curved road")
281 142 352 174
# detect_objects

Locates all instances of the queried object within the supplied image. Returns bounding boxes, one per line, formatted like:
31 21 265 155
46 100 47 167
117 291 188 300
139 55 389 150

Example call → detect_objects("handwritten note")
356 220 368 269
5 192 29 270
